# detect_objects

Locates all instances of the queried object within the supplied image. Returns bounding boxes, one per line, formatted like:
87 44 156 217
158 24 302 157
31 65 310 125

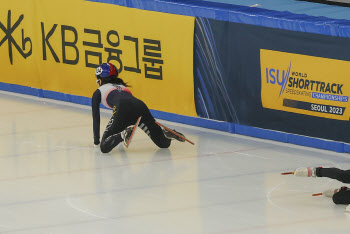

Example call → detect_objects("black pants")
100 97 171 153
317 168 350 204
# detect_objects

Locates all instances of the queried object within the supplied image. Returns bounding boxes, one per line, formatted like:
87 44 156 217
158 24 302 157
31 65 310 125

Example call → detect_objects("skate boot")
322 188 340 197
121 126 134 146
346 204 350 213
163 128 185 142
294 167 317 177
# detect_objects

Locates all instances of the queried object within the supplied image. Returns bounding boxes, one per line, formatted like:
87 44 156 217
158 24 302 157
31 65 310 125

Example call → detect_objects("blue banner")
194 17 350 143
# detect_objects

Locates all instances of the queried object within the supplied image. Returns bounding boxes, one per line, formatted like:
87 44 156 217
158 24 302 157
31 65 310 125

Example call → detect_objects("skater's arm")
92 89 101 145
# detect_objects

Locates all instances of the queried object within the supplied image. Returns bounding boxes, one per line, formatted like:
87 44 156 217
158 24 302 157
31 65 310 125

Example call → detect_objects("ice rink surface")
1 90 350 234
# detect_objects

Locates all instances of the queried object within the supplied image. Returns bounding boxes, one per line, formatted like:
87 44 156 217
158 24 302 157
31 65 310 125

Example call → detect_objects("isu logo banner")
260 49 350 121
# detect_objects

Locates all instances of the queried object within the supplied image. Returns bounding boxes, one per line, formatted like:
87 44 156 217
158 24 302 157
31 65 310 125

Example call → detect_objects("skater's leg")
294 167 350 183
100 113 124 153
100 131 123 153
100 102 136 153
316 168 350 183
139 113 171 148
133 100 171 148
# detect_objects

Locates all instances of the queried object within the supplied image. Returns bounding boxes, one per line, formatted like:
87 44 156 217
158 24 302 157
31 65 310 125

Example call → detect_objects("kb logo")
0 10 32 64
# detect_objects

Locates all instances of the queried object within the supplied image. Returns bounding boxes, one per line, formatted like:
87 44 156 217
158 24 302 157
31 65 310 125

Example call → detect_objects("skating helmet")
95 63 118 78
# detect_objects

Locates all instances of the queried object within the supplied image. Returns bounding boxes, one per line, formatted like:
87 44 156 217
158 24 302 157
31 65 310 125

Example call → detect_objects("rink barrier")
2 1 350 153
1 82 348 153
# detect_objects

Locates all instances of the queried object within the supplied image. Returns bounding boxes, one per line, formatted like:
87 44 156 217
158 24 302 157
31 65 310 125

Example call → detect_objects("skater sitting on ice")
91 62 186 153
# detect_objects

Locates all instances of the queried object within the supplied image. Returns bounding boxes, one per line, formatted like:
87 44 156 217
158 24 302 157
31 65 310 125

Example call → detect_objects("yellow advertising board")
0 0 197 116
260 49 350 121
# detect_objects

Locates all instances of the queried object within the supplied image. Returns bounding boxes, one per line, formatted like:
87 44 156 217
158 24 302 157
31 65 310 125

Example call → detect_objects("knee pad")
100 142 112 153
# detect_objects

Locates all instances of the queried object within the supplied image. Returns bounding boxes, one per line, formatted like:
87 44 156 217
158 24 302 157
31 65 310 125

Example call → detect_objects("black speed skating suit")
92 83 171 153
316 167 350 204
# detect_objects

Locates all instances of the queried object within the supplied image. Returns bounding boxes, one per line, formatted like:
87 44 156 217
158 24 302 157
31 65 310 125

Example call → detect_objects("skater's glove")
94 136 100 145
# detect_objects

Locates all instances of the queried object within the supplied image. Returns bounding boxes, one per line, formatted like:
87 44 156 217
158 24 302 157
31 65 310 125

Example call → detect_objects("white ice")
1 90 350 234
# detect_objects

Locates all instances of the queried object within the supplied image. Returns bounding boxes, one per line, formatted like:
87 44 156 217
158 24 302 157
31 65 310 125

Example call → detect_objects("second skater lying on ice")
294 167 350 205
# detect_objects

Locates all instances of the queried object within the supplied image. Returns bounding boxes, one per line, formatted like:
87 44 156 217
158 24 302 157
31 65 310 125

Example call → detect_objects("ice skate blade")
126 116 142 148
155 121 195 145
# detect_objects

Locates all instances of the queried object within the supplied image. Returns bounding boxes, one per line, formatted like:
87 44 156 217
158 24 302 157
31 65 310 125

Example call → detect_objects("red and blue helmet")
95 63 118 78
